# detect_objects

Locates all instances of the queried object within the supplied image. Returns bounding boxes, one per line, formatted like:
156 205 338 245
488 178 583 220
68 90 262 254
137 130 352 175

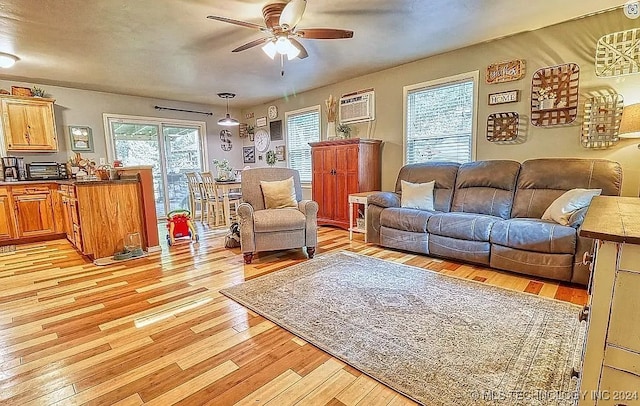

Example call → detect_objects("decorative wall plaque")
531 63 580 127
488 90 520 105
595 28 640 77
581 94 624 149
239 123 248 138
486 59 526 84
486 112 519 142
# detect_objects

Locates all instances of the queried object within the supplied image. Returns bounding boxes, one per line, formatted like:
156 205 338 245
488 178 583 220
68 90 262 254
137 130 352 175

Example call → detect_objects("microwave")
26 162 68 180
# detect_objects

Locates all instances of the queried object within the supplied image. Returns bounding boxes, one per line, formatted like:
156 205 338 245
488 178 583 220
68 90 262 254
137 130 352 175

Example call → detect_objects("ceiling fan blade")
206 15 267 32
289 38 308 59
296 28 354 39
279 0 307 30
232 37 271 53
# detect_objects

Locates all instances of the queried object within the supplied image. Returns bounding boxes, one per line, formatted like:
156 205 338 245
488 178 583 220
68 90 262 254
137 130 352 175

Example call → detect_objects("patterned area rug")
0 245 16 254
221 251 584 405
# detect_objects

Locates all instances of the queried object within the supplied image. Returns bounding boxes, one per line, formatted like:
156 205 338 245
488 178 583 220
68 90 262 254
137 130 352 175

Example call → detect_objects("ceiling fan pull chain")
281 54 285 76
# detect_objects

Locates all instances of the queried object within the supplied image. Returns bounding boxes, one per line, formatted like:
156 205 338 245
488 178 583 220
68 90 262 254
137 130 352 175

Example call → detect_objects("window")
404 71 478 164
285 105 320 183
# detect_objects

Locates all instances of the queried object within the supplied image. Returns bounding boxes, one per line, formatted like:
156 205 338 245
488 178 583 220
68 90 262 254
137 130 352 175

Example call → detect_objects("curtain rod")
154 105 213 116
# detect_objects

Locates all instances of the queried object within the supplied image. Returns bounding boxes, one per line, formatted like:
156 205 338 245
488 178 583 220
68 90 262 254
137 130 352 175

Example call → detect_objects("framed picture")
256 117 267 127
11 86 32 97
270 120 283 141
68 126 94 152
275 145 285 161
488 90 519 105
243 146 256 163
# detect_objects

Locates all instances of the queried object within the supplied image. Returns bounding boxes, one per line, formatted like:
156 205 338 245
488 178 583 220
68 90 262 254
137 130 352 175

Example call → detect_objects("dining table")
215 180 242 227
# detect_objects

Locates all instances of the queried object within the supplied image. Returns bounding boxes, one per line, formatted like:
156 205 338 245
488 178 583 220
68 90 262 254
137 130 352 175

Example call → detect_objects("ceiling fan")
207 0 353 75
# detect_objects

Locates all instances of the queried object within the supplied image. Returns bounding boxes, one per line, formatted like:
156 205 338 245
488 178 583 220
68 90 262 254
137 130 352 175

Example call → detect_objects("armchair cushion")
253 208 306 233
260 177 297 209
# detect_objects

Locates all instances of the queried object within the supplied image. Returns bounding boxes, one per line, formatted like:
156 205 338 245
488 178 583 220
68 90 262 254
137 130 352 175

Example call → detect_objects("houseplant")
213 158 234 180
266 150 277 166
336 123 352 138
31 86 46 97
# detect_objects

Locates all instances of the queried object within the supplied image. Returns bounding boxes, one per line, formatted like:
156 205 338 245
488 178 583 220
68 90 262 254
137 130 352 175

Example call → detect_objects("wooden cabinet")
12 186 56 237
0 187 15 240
1 95 58 151
310 139 382 229
578 197 640 405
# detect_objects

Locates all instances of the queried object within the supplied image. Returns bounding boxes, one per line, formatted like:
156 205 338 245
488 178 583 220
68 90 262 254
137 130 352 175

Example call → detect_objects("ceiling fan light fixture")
262 40 277 59
0 52 18 68
286 45 300 60
217 92 240 127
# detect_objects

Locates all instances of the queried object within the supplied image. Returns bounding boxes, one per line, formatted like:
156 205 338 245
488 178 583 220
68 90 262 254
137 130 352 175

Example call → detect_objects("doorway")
104 115 207 218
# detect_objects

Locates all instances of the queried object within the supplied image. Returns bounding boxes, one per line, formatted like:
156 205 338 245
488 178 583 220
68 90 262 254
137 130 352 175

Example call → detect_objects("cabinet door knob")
579 305 589 322
570 367 580 379
582 251 593 266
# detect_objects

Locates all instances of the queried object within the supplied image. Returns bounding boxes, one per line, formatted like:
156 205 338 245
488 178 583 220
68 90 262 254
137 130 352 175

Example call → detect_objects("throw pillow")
400 180 435 211
260 177 297 209
542 188 602 226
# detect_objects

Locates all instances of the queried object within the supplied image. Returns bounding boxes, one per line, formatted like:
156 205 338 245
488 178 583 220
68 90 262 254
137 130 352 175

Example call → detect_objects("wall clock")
268 105 278 120
254 129 270 153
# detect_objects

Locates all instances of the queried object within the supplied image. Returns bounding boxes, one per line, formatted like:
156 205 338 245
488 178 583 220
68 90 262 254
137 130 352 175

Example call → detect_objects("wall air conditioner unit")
339 90 375 124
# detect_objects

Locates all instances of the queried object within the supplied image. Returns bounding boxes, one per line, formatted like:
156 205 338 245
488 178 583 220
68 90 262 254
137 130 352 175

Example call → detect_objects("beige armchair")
237 168 318 264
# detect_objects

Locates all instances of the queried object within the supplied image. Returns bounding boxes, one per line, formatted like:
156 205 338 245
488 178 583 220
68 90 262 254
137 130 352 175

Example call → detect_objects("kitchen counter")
0 178 139 187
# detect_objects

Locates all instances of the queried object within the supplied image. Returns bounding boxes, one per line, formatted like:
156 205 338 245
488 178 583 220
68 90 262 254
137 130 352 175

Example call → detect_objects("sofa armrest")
368 192 401 209
237 202 255 253
298 200 319 217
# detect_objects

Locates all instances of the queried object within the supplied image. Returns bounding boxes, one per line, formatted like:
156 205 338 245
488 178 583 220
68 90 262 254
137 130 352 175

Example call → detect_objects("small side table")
348 191 380 242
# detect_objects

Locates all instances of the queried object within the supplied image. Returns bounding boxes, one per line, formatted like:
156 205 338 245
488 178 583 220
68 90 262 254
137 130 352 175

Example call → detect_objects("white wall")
241 9 640 196
0 79 244 171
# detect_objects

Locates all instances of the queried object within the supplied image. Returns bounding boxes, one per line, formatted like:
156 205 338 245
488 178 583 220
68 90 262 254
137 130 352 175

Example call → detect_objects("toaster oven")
26 162 68 180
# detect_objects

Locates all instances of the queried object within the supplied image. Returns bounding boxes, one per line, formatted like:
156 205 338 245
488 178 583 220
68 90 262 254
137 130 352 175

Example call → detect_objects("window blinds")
406 79 474 164
286 108 320 182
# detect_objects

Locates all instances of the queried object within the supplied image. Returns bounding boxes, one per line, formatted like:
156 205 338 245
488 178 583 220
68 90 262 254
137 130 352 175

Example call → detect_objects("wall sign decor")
595 28 640 77
239 123 248 138
531 63 580 127
486 112 519 142
69 126 94 152
220 129 232 151
275 145 286 161
488 90 520 105
486 59 526 84
581 94 624 149
243 146 256 163
256 116 267 127
269 120 283 141
244 112 254 119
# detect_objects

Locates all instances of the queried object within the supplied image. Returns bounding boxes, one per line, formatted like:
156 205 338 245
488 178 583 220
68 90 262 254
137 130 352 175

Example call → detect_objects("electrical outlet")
99 158 106 165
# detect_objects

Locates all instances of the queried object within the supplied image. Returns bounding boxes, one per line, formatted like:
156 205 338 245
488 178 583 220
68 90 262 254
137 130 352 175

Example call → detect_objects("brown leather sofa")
366 159 622 285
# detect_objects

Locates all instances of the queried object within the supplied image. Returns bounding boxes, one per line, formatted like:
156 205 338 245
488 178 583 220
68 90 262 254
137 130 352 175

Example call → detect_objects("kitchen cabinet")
12 186 56 238
577 196 640 405
310 139 382 229
0 187 15 240
1 95 58 152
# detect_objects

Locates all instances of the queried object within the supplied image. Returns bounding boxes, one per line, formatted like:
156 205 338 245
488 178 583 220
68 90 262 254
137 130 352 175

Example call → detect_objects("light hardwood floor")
0 226 588 405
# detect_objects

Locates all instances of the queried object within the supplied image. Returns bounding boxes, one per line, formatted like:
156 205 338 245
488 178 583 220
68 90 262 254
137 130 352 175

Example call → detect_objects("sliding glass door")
105 115 207 218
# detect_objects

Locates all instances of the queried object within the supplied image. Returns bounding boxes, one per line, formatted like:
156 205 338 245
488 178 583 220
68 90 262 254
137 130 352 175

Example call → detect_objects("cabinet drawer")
597 366 640 405
620 244 640 273
12 186 51 195
608 270 640 353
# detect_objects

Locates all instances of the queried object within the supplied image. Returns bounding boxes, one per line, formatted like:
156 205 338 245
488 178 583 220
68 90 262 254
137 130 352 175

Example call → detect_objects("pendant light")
217 92 239 126
0 52 18 68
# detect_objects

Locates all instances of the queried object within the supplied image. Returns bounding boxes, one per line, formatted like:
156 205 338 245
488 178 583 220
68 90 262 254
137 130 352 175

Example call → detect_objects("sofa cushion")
490 218 576 254
427 212 501 242
380 207 434 233
451 160 520 219
253 208 306 232
395 162 460 212
512 158 622 218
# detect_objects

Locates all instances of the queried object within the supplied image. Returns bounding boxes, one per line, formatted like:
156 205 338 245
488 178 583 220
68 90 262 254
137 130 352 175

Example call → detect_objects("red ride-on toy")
166 209 198 246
